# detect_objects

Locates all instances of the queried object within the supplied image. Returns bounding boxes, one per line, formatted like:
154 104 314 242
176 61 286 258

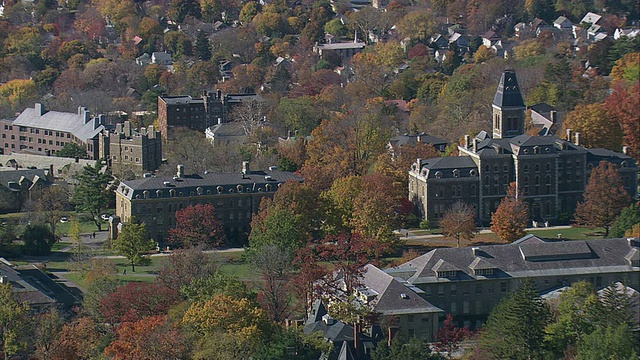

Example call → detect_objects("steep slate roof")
389 133 448 148
360 265 442 316
418 156 477 171
0 169 50 189
387 238 638 285
12 106 104 142
0 153 94 175
0 262 56 307
117 168 303 200
492 70 525 108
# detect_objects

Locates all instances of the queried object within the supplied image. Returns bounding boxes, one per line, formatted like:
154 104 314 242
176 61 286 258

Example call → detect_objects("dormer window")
452 169 460 178
217 186 223 194
237 185 243 192
437 270 458 278
435 171 443 179
474 268 494 276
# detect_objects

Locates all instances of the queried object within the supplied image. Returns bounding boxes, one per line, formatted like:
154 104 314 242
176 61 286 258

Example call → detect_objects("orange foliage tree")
104 315 186 360
491 183 530 242
574 162 630 237
605 81 640 162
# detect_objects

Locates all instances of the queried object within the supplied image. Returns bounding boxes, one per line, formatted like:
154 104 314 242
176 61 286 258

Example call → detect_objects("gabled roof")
360 265 442 316
418 156 477 171
554 16 571 25
0 169 50 189
482 30 501 40
12 106 104 142
390 237 637 285
493 70 525 108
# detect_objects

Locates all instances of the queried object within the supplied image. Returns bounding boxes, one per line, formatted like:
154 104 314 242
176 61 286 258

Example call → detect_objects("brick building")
112 162 302 245
409 70 638 225
157 90 262 141
0 104 104 159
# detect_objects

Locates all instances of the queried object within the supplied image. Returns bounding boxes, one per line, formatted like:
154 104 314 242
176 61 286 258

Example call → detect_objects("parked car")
60 216 69 223
101 214 112 220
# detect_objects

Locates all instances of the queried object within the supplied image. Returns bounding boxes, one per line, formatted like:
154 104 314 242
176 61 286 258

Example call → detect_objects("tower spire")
492 70 526 139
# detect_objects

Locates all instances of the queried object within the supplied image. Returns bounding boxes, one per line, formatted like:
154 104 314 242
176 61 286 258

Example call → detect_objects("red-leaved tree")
104 315 187 360
168 203 226 249
491 183 530 242
436 314 473 359
99 282 180 325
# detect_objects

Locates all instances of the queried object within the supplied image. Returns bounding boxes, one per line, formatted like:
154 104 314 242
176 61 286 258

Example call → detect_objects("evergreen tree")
477 279 552 359
610 203 640 238
195 30 212 61
72 162 112 231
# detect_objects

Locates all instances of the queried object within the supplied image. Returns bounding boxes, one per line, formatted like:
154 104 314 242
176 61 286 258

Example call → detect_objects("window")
451 302 457 313
407 315 414 323
476 283 482 294
534 164 540 172
500 282 508 293
450 284 457 296
471 185 477 197
545 175 551 193
452 169 459 178
463 301 470 314
546 163 551 172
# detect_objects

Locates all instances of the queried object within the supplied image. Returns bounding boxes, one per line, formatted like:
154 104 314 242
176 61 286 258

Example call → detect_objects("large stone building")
0 168 52 213
157 90 262 141
113 162 302 245
0 104 104 159
99 120 162 176
384 235 640 331
409 70 638 225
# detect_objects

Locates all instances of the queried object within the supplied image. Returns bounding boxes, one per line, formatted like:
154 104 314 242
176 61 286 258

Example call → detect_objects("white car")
101 214 112 220
60 216 69 223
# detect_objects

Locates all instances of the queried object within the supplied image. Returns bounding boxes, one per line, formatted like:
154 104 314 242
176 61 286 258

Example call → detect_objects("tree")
0 79 38 117
252 244 294 323
477 279 552 359
164 31 192 58
22 224 55 255
544 281 600 357
0 283 30 360
605 81 640 162
55 143 88 159
373 335 442 360
436 314 473 359
72 162 112 231
561 103 623 151
574 162 630 236
576 324 638 360
491 183 530 242
610 203 640 238
47 317 103 360
195 30 212 61
395 10 438 42
104 315 187 360
157 246 219 292
249 204 306 251
168 203 226 249
180 272 253 303
440 202 477 248
32 308 64 360
168 0 201 22
111 221 155 272
99 282 180 324
38 185 69 241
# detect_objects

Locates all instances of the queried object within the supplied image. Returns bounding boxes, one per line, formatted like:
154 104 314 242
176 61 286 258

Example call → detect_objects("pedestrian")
123 269 127 275
92 232 96 239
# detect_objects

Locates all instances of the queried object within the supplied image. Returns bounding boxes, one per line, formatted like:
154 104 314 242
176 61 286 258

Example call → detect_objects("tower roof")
493 70 525 108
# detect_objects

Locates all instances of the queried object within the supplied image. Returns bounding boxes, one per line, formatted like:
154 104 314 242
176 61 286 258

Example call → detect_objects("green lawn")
0 212 110 236
527 227 606 240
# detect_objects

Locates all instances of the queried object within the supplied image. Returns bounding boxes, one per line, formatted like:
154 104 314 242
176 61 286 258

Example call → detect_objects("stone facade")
100 121 162 176
409 70 638 225
386 236 640 330
113 162 302 245
157 90 262 141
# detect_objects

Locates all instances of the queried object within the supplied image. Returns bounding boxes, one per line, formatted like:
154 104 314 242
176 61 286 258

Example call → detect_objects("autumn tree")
0 283 30 360
605 81 640 162
395 10 438 42
38 185 69 241
252 244 294 323
436 314 473 359
105 315 187 360
561 103 623 151
491 183 530 242
46 316 103 360
0 79 38 117
72 162 112 231
168 203 226 249
374 141 441 190
574 162 630 237
99 282 180 324
610 203 640 238
440 202 477 248
157 246 219 293
111 221 155 272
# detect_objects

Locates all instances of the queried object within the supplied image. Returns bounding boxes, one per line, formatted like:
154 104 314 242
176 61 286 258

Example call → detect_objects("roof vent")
143 173 152 178
269 165 278 171
400 293 408 299
265 175 272 180
322 314 334 325
163 181 171 186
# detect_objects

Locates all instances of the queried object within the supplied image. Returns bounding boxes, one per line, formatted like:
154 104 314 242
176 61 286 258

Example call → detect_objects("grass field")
0 212 109 236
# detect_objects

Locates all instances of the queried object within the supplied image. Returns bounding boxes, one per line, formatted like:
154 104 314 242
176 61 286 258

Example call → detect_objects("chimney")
465 135 470 148
93 116 100 129
472 247 480 256
416 133 422 143
287 130 292 139
99 114 106 125
416 158 422 169
550 110 557 124
148 125 155 139
574 132 581 146
177 164 184 178
472 138 478 153
566 128 572 142
35 103 45 116
217 89 222 99
116 123 123 134
218 117 222 125
242 161 250 175
83 109 91 123
354 320 360 360
124 121 131 137
622 146 628 155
